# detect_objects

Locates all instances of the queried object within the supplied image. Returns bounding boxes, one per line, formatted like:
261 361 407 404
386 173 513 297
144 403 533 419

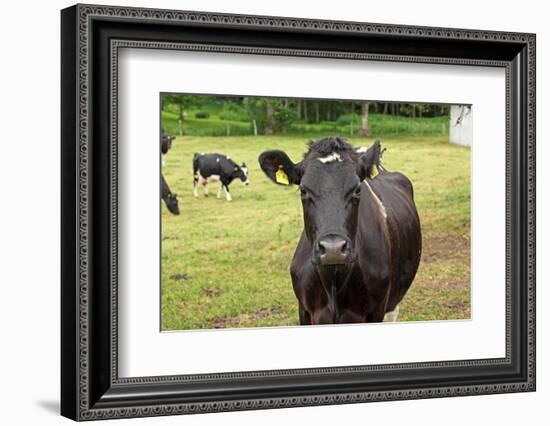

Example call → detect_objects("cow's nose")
318 236 348 265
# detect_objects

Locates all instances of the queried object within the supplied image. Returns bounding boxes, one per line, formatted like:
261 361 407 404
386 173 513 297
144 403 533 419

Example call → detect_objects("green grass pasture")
161 135 470 330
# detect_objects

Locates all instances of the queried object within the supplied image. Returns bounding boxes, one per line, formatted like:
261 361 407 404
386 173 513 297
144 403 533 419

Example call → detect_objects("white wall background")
0 0 546 424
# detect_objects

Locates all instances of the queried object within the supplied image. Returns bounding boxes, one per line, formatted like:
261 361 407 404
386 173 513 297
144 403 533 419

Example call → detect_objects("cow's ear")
258 150 302 186
358 139 382 180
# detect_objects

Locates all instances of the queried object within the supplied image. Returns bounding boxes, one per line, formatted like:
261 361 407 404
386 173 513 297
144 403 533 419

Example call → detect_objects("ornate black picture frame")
61 4 536 421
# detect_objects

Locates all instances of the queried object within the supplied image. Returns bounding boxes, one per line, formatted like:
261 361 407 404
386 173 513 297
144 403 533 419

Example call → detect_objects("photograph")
160 95 472 330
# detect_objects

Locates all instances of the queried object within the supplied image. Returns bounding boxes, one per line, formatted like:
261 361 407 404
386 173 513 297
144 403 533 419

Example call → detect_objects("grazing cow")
355 143 386 177
259 137 421 324
193 153 249 201
161 174 180 215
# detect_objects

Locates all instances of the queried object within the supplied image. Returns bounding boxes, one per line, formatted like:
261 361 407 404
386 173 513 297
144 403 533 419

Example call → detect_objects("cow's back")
194 153 238 179
194 153 220 177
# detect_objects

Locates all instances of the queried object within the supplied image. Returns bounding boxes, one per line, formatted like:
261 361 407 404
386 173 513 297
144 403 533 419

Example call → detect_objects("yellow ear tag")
371 164 379 178
275 166 289 185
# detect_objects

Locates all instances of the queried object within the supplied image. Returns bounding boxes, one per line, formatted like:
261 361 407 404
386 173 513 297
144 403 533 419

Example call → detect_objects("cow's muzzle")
315 234 350 266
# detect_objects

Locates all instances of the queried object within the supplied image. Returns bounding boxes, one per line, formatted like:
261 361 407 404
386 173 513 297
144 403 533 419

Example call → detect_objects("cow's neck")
315 264 354 321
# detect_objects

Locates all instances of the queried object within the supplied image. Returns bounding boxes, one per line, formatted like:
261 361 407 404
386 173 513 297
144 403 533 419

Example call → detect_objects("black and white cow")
193 153 249 201
161 174 180 215
161 128 175 168
161 128 174 154
259 137 421 324
355 141 386 177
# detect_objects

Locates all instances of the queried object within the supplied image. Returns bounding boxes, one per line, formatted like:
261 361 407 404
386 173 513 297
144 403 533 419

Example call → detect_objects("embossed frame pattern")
61 3 536 421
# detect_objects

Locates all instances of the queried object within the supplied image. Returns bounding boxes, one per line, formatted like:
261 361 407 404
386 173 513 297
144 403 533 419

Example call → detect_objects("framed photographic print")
61 4 536 421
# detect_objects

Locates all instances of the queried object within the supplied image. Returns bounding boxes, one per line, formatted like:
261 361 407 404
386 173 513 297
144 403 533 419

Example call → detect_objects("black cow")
355 142 386 177
161 129 175 168
161 128 174 155
259 137 421 324
193 153 249 202
161 174 180 215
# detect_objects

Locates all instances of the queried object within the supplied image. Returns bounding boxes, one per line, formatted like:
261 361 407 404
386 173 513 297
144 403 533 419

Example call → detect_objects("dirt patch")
210 316 240 328
422 234 470 264
170 273 188 281
442 299 470 313
210 307 284 329
201 287 224 297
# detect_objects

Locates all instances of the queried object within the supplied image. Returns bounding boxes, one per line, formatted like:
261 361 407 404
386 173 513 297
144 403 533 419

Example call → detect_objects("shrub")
194 111 210 119
336 113 361 126
219 103 249 121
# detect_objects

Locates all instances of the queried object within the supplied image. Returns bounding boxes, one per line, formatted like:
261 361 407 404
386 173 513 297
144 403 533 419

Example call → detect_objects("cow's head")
165 192 180 215
161 135 174 155
259 137 379 304
238 162 249 186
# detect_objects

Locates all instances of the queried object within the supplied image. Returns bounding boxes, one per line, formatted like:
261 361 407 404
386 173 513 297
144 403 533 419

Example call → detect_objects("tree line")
161 94 450 136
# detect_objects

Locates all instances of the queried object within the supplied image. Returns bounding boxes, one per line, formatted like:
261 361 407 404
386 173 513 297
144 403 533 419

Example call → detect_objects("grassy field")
161 134 470 330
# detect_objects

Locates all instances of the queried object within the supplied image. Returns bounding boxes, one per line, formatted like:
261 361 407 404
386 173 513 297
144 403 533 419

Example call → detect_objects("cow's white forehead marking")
318 152 342 164
355 147 368 154
363 180 387 219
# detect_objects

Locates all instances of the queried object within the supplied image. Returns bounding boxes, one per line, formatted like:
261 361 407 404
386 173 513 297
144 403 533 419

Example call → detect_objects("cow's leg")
383 305 400 322
298 304 311 325
193 174 199 197
366 303 387 322
216 181 223 199
202 180 209 197
338 309 365 323
223 184 232 202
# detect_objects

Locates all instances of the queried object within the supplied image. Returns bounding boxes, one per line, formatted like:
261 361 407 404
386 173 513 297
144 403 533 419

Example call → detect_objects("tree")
161 94 204 135
314 102 320 123
243 97 266 135
243 98 295 135
358 102 372 137
160 94 186 135
349 101 355 135
265 102 275 135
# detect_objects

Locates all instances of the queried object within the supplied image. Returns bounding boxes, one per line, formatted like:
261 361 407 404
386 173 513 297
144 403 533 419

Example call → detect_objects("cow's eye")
299 187 308 198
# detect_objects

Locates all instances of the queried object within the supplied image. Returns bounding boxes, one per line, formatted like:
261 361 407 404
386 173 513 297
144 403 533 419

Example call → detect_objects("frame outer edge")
527 33 535 390
66 4 536 421
61 4 80 422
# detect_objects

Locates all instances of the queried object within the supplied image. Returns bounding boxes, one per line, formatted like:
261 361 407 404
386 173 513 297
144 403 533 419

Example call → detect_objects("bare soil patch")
210 307 284 328
422 234 470 264
201 287 224 297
